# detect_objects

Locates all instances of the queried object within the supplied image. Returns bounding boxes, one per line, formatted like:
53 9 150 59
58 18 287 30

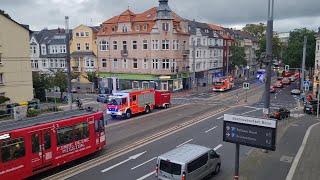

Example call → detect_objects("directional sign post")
223 114 277 180
243 83 250 102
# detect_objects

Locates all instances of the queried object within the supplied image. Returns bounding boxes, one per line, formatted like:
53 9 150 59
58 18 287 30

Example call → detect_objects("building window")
143 59 148 69
85 32 89 37
135 25 140 31
60 59 65 68
42 59 47 68
162 23 169 31
173 40 179 50
85 43 90 50
133 59 138 69
142 82 149 89
113 41 118 50
0 137 25 162
50 59 54 68
318 44 320 51
76 32 79 37
196 51 199 58
102 59 107 68
171 59 176 72
143 40 148 50
34 60 39 69
80 32 85 37
41 45 46 55
152 40 159 50
0 73 3 84
132 41 137 50
123 41 127 50
77 43 81 51
55 59 59 68
132 81 139 89
152 59 159 70
143 24 148 31
162 40 169 50
99 40 108 51
122 26 128 33
123 59 128 69
162 59 170 69
113 59 118 68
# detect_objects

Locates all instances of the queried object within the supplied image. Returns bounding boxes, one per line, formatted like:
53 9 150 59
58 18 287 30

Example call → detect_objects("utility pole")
192 40 196 89
65 16 72 110
226 44 230 76
263 0 274 118
300 36 307 92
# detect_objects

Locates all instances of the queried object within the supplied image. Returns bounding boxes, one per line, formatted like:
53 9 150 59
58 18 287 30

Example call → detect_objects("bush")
27 108 40 117
0 96 10 104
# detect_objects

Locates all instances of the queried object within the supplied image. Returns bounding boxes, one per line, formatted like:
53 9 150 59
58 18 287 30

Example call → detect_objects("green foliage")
257 34 283 60
53 70 68 100
230 45 246 67
86 72 97 83
27 108 40 117
32 72 53 102
71 72 80 80
283 28 316 69
243 23 266 41
0 96 10 104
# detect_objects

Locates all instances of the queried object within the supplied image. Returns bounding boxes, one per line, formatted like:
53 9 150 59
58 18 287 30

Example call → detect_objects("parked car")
282 77 290 85
304 100 318 114
270 108 290 120
270 86 276 93
97 94 109 103
156 144 221 180
291 89 301 95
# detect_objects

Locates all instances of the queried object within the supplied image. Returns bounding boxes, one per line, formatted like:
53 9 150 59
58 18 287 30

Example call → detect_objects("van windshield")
214 82 224 86
108 98 122 105
160 160 181 175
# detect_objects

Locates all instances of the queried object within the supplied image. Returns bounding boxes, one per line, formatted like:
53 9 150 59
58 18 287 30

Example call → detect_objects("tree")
32 72 53 102
53 70 68 100
230 45 246 68
243 23 266 41
257 34 283 60
283 28 316 69
86 72 97 83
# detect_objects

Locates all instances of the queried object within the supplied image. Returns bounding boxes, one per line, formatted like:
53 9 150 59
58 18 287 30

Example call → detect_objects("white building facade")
313 28 320 95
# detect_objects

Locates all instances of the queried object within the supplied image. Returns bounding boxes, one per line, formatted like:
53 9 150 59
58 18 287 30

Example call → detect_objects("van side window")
187 154 208 173
122 98 127 105
0 137 25 163
132 95 137 101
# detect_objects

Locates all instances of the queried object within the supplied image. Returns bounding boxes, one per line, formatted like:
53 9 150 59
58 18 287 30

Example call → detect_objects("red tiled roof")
208 24 224 31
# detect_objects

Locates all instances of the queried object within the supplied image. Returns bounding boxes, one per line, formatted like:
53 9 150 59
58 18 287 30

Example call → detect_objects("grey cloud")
0 0 319 31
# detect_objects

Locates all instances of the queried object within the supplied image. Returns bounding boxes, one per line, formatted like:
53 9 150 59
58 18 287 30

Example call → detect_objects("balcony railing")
182 49 190 55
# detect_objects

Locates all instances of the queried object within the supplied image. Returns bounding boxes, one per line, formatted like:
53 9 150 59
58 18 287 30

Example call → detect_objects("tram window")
57 126 73 146
44 132 51 150
95 118 104 132
74 122 89 141
31 133 40 153
0 137 25 163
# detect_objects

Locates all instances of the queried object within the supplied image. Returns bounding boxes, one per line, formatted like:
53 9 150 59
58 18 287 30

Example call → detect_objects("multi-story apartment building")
187 20 224 86
97 0 190 91
0 10 33 102
313 28 320 95
70 25 101 73
30 28 69 73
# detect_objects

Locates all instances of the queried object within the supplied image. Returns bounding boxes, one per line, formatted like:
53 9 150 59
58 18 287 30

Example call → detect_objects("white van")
156 144 221 180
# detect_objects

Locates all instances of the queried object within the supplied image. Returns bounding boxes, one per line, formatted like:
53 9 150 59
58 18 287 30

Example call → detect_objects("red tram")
0 109 106 179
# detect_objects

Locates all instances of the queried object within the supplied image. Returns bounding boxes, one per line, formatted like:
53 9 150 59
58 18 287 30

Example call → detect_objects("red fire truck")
107 89 171 119
212 77 234 92
0 109 106 179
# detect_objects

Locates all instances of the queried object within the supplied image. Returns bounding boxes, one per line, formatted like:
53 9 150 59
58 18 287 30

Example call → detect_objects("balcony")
182 49 190 56
121 49 128 57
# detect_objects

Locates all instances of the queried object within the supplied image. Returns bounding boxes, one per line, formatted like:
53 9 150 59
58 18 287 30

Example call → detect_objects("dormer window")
122 26 128 33
143 24 148 31
162 23 169 31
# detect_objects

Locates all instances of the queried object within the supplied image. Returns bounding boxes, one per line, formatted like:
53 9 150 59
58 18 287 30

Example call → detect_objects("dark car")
304 100 319 114
270 108 290 120
97 94 109 103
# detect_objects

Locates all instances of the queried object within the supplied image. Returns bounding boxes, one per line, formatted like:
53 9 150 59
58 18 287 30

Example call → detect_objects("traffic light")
285 65 290 72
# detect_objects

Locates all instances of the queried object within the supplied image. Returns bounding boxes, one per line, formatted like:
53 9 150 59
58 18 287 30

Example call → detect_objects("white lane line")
131 157 157 170
176 138 193 147
214 144 223 151
217 116 224 119
205 126 218 133
286 122 320 180
136 171 156 180
244 106 262 110
241 109 260 115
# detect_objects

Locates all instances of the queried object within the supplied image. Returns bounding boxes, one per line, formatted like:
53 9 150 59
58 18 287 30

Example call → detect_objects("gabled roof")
208 24 224 31
0 9 31 32
186 19 222 39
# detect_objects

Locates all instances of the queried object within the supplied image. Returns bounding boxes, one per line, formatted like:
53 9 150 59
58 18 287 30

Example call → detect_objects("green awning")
98 72 158 81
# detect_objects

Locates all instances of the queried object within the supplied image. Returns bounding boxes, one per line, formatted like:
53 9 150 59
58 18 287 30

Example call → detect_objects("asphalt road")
65 81 299 180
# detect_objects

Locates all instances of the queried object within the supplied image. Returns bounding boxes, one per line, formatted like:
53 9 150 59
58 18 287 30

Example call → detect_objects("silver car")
156 144 221 180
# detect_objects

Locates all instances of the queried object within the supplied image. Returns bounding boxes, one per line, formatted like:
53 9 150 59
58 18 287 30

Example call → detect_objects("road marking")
244 106 262 110
101 151 146 173
177 139 193 147
136 171 156 180
241 109 260 115
131 157 157 170
286 122 320 180
205 126 217 133
214 144 223 151
217 116 224 119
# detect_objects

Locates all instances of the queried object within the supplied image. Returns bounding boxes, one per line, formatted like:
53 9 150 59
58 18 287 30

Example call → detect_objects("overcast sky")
1 0 319 32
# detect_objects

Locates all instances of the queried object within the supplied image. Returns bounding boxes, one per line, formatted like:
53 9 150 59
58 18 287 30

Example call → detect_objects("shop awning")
98 72 158 81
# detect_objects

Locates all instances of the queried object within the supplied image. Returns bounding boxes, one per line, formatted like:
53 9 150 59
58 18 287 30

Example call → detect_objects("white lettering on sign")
59 138 89 154
0 165 24 175
224 114 276 128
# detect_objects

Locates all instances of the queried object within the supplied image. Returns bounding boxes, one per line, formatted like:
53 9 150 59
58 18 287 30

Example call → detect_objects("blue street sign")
304 80 310 87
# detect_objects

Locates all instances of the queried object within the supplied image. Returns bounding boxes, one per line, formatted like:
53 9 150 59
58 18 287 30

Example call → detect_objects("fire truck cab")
107 89 155 119
212 77 234 92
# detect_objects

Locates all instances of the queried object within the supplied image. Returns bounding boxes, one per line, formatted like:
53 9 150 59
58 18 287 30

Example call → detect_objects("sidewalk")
291 121 320 180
